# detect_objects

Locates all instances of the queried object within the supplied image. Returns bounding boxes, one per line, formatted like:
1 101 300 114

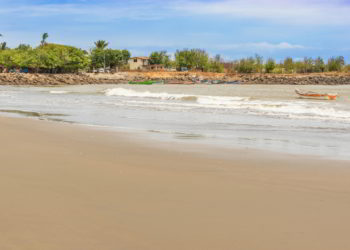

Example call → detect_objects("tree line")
0 33 349 73
0 34 131 73
227 54 348 74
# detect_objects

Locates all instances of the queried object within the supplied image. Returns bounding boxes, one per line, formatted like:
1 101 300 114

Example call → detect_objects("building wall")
128 58 149 70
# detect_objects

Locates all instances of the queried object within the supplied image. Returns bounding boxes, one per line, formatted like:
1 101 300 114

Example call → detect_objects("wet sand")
1 116 350 250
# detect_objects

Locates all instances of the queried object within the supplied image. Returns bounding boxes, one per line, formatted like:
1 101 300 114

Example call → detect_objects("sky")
0 0 349 62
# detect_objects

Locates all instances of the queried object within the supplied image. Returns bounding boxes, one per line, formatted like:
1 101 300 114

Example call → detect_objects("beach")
1 116 350 250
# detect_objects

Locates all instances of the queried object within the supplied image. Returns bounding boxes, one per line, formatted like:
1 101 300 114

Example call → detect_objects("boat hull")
295 89 338 100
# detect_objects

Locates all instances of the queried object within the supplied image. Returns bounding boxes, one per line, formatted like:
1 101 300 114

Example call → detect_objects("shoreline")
1 116 350 250
2 110 350 161
1 71 350 85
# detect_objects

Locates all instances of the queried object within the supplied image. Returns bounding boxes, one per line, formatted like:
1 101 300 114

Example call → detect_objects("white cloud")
0 2 168 21
170 0 350 25
216 42 306 50
0 0 348 25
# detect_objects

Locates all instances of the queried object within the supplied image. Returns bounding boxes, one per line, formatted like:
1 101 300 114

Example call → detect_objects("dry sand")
1 116 350 250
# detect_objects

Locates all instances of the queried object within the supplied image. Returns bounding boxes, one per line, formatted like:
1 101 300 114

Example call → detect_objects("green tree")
265 58 276 73
234 57 255 73
175 49 209 71
314 57 325 72
16 44 32 50
90 48 131 69
0 42 7 50
94 40 109 50
328 56 345 72
149 51 170 67
303 57 313 73
207 54 224 73
41 33 49 46
283 57 294 73
254 54 264 73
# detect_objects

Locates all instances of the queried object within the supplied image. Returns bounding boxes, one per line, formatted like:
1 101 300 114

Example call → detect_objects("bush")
265 58 276 73
283 57 294 73
328 56 345 72
234 57 255 73
272 66 283 74
343 65 350 73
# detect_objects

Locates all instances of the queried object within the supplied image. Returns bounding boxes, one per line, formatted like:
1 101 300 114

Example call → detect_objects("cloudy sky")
0 0 349 62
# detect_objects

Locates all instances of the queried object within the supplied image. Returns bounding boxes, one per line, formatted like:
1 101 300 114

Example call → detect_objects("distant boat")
225 80 241 84
129 80 154 85
202 80 241 84
211 80 224 84
152 80 165 84
167 81 194 85
295 89 338 100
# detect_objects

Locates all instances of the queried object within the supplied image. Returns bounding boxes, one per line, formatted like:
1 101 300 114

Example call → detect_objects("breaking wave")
103 88 350 122
49 90 70 94
104 87 248 103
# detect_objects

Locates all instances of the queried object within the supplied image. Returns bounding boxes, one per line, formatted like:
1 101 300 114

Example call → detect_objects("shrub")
265 58 276 73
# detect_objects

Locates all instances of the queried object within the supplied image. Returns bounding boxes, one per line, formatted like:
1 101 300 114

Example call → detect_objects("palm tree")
41 32 49 46
94 40 109 50
1 42 7 50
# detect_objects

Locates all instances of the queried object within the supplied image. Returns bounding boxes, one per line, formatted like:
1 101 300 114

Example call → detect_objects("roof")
130 57 149 60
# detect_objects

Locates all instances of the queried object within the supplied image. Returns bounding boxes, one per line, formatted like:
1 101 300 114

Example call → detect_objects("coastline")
1 116 350 250
1 71 350 85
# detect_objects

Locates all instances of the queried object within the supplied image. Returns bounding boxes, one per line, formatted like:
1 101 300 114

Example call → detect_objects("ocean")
1 84 350 160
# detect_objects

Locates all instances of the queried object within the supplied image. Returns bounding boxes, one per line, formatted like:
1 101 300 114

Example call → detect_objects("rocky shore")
0 72 349 85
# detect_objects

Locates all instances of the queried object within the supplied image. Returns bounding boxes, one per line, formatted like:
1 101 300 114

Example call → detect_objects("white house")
128 57 150 70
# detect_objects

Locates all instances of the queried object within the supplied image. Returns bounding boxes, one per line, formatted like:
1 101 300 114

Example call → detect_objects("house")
128 57 150 70
146 64 165 71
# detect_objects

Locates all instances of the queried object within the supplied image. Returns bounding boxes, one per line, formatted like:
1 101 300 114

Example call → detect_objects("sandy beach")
1 116 350 250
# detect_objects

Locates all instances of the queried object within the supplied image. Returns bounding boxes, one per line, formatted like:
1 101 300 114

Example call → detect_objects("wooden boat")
200 80 211 84
225 80 241 84
166 81 194 85
152 80 164 84
211 80 224 84
128 80 154 85
295 89 338 100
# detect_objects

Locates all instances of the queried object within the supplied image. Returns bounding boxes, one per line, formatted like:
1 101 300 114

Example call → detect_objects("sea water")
1 84 350 160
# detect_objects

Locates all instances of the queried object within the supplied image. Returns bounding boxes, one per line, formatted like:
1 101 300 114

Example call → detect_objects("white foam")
104 87 248 103
103 88 350 122
50 90 69 94
104 88 194 100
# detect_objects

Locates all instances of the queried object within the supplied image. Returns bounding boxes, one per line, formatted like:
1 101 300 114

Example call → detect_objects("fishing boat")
152 80 165 84
200 79 211 84
211 80 224 84
295 89 338 100
225 80 241 84
128 80 154 85
166 81 194 85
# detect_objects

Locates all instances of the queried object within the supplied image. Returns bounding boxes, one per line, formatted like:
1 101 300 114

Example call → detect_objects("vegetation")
90 41 130 70
327 56 345 72
265 58 276 73
41 33 49 46
0 43 90 73
0 34 7 51
0 33 348 73
232 55 266 73
94 40 109 50
0 35 130 73
230 55 347 74
175 49 206 71
149 51 171 67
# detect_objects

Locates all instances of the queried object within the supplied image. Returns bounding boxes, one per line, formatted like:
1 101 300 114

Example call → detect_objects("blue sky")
0 0 349 62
